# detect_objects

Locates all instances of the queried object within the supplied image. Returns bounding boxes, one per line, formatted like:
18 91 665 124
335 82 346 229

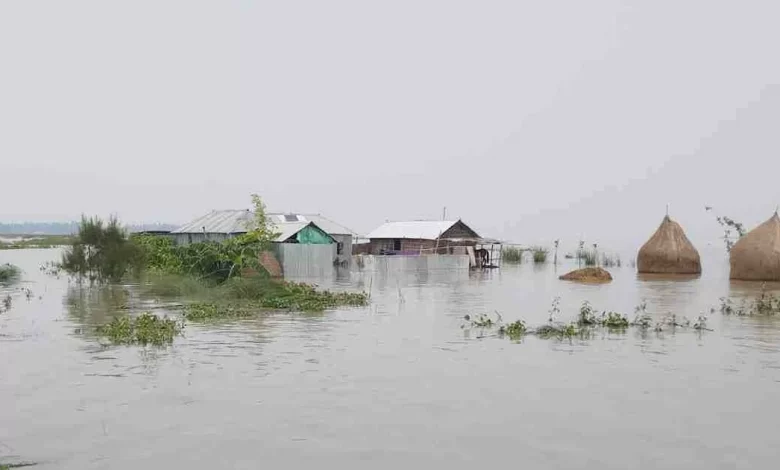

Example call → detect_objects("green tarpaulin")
295 225 334 244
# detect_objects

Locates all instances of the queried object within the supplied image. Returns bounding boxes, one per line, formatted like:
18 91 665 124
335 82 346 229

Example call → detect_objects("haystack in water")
636 215 701 274
730 212 780 281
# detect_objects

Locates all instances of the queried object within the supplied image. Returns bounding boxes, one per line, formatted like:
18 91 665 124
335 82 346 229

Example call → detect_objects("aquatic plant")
631 300 654 329
601 253 621 268
183 302 257 321
1 294 11 313
465 313 495 328
548 296 561 323
600 311 630 329
577 301 598 326
719 284 780 316
577 301 628 329
502 246 524 264
0 263 20 284
96 313 183 346
581 250 598 267
532 247 549 264
498 320 527 339
535 322 578 339
705 206 745 252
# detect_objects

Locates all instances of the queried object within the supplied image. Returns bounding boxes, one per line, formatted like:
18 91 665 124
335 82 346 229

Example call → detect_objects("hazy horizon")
2 1 779 252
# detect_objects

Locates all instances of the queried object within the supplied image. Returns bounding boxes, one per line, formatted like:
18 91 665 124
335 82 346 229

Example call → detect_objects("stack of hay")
730 212 780 281
637 215 701 274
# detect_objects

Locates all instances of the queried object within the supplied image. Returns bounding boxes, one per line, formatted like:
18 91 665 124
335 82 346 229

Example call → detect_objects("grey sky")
1 1 778 253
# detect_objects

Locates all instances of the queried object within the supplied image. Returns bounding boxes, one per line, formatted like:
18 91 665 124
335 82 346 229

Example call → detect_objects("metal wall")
351 254 470 273
171 232 233 245
273 243 337 279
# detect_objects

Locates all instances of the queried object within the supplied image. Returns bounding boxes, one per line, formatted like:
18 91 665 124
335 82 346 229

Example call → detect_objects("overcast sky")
1 1 778 252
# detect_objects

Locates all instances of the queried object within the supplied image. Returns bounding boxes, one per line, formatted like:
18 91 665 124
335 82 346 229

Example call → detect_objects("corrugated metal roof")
275 221 309 242
172 210 333 242
172 210 254 234
366 220 462 240
269 213 356 236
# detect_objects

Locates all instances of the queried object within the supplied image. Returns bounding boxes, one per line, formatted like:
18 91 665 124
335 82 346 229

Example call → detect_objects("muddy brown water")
1 248 780 469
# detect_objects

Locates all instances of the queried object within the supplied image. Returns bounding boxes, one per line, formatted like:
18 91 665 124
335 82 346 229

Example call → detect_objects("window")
337 242 344 255
393 239 402 251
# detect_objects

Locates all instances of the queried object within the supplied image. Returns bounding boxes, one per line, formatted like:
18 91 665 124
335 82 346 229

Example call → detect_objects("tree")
61 216 142 283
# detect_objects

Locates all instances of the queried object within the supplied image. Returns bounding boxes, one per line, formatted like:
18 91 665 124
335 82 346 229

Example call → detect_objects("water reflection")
3 250 780 469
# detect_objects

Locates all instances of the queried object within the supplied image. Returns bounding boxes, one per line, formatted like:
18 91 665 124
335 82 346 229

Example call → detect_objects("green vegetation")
720 284 780 316
601 253 621 267
61 216 143 283
96 313 183 346
498 320 527 339
502 246 524 264
0 263 21 284
706 206 745 252
577 301 629 328
0 234 73 250
532 247 548 264
464 296 718 343
579 250 597 267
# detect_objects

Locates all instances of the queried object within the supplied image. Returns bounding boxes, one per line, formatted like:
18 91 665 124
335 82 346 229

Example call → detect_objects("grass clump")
578 250 597 267
502 246 524 264
532 247 548 264
0 263 21 284
601 253 621 267
96 312 183 346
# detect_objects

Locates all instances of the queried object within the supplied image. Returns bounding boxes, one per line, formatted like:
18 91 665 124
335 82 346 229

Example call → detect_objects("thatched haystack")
559 267 612 283
730 212 780 281
636 215 701 274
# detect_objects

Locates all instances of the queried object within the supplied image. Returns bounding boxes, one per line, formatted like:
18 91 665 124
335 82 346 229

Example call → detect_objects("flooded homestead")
1 246 780 469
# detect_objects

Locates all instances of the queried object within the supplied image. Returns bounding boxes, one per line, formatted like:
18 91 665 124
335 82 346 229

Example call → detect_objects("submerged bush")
502 246 524 264
96 313 183 346
61 216 143 283
498 320 527 339
532 247 548 264
0 264 21 284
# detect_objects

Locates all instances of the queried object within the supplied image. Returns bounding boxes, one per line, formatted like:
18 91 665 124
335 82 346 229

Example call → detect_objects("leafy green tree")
61 216 142 283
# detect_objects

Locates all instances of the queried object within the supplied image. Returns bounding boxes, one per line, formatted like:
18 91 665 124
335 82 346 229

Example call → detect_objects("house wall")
369 238 476 255
171 232 236 245
273 243 337 279
352 254 470 272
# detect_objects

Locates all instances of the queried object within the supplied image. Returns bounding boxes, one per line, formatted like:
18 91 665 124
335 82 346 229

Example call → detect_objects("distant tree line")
0 222 178 235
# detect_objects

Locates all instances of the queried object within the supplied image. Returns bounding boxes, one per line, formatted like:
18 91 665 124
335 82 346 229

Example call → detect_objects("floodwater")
2 248 780 469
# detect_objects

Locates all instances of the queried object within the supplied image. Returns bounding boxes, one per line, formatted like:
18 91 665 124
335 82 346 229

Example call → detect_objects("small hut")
729 212 780 281
637 215 701 274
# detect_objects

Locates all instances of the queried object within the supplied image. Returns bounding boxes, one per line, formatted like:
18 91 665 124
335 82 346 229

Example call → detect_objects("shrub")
502 246 524 264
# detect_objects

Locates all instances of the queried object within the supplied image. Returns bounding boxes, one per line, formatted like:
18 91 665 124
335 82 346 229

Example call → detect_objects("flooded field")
2 248 780 469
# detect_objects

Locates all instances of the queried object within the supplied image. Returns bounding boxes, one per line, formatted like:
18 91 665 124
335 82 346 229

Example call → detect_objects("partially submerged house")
268 213 356 265
730 212 780 281
170 210 338 277
636 215 701 274
362 219 500 269
366 220 481 254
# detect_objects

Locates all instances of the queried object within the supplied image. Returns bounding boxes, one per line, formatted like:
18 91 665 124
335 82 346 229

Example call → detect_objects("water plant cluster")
502 246 523 264
96 313 184 346
719 285 780 316
463 297 711 342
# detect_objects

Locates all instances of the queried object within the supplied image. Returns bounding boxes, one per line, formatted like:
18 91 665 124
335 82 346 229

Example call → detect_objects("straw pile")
730 212 780 281
636 216 701 274
559 267 612 283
